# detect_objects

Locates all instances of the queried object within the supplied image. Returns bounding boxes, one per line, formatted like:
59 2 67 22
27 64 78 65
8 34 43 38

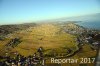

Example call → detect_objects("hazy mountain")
57 13 100 30
53 13 100 22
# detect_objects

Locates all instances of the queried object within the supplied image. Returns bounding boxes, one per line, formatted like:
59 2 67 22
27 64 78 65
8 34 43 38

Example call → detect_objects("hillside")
0 22 81 56
0 22 98 66
0 22 97 59
0 23 36 35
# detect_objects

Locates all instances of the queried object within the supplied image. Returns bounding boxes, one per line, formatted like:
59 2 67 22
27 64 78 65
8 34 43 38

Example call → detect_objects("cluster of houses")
0 47 44 66
77 30 100 50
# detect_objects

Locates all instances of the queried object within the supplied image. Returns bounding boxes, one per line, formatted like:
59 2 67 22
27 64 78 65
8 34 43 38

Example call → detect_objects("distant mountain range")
56 13 100 30
55 13 100 22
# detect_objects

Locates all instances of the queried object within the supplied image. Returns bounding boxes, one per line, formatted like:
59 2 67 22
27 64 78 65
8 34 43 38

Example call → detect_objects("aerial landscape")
0 0 100 66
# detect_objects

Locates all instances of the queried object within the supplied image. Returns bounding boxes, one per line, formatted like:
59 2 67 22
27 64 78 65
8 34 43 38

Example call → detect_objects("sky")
0 0 100 25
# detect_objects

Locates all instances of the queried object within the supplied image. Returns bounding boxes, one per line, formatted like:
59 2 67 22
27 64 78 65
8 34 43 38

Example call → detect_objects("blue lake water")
76 21 100 30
